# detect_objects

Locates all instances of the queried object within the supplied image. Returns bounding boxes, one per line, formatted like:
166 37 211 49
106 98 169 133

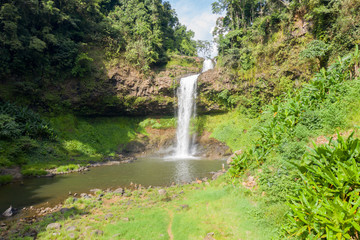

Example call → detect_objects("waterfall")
174 59 214 158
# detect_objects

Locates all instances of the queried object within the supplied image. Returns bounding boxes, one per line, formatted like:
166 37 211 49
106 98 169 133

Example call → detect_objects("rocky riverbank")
0 169 227 239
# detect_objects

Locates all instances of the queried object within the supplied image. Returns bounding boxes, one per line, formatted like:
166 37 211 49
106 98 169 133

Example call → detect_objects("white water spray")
174 59 214 158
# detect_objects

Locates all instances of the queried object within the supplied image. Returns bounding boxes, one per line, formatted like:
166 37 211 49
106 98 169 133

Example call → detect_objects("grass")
21 169 48 177
165 55 202 70
9 175 285 240
56 164 80 173
0 174 13 185
51 114 144 156
196 111 259 151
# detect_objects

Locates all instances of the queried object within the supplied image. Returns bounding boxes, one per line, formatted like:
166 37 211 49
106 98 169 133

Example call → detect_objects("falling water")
174 59 214 158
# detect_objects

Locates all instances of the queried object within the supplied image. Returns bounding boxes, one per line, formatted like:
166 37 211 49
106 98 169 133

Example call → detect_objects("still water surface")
0 157 225 213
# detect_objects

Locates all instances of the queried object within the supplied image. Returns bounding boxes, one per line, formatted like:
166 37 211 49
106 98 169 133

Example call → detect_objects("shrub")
0 102 55 140
0 114 21 139
286 133 360 239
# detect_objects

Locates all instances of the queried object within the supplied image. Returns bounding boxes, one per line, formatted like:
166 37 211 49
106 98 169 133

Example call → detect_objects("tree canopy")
0 0 197 77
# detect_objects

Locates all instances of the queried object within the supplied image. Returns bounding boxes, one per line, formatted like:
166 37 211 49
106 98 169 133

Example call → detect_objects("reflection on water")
175 160 191 183
0 157 225 212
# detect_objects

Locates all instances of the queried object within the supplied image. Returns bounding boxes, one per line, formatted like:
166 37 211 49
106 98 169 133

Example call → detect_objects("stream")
0 157 225 214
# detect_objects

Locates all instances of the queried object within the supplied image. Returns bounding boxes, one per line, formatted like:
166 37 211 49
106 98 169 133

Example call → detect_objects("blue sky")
166 0 222 41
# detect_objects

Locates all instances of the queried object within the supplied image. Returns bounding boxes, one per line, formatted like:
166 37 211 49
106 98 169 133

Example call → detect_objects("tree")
299 40 330 69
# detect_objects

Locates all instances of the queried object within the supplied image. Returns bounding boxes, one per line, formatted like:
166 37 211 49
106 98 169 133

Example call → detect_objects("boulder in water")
2 206 16 217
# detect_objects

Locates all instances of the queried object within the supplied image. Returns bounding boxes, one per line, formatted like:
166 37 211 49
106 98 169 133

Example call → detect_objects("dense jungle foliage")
0 0 197 78
225 40 360 239
211 1 360 238
211 0 360 114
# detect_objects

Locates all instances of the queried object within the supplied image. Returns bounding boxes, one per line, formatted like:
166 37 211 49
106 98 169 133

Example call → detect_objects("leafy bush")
0 114 20 139
0 102 55 140
286 133 360 239
228 153 250 177
71 53 94 77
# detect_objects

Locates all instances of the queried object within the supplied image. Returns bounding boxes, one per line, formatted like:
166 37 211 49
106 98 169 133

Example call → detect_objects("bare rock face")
197 131 231 159
105 57 203 116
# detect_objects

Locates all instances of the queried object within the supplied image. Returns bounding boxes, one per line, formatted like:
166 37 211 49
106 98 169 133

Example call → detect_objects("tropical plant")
286 132 360 239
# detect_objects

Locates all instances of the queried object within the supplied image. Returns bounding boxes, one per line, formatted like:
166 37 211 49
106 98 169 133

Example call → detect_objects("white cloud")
168 0 222 41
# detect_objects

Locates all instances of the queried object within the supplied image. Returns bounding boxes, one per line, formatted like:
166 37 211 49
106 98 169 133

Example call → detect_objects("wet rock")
2 206 16 217
105 214 114 220
80 193 87 197
90 189 101 193
158 189 167 195
47 223 62 230
113 188 124 195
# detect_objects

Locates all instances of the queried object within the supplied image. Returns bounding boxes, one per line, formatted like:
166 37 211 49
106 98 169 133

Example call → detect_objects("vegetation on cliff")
208 0 360 113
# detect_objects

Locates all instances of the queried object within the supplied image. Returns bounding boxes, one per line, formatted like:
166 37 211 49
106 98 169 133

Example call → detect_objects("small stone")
66 226 77 231
158 189 167 195
68 233 76 239
180 204 189 210
113 188 124 195
2 206 16 217
90 189 101 193
73 193 77 197
60 207 74 214
52 232 60 236
204 232 215 240
122 217 129 221
47 223 62 230
105 214 114 220
91 230 104 236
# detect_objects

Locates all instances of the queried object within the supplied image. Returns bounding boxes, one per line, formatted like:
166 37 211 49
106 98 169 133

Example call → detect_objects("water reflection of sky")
175 160 192 183
0 158 225 212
